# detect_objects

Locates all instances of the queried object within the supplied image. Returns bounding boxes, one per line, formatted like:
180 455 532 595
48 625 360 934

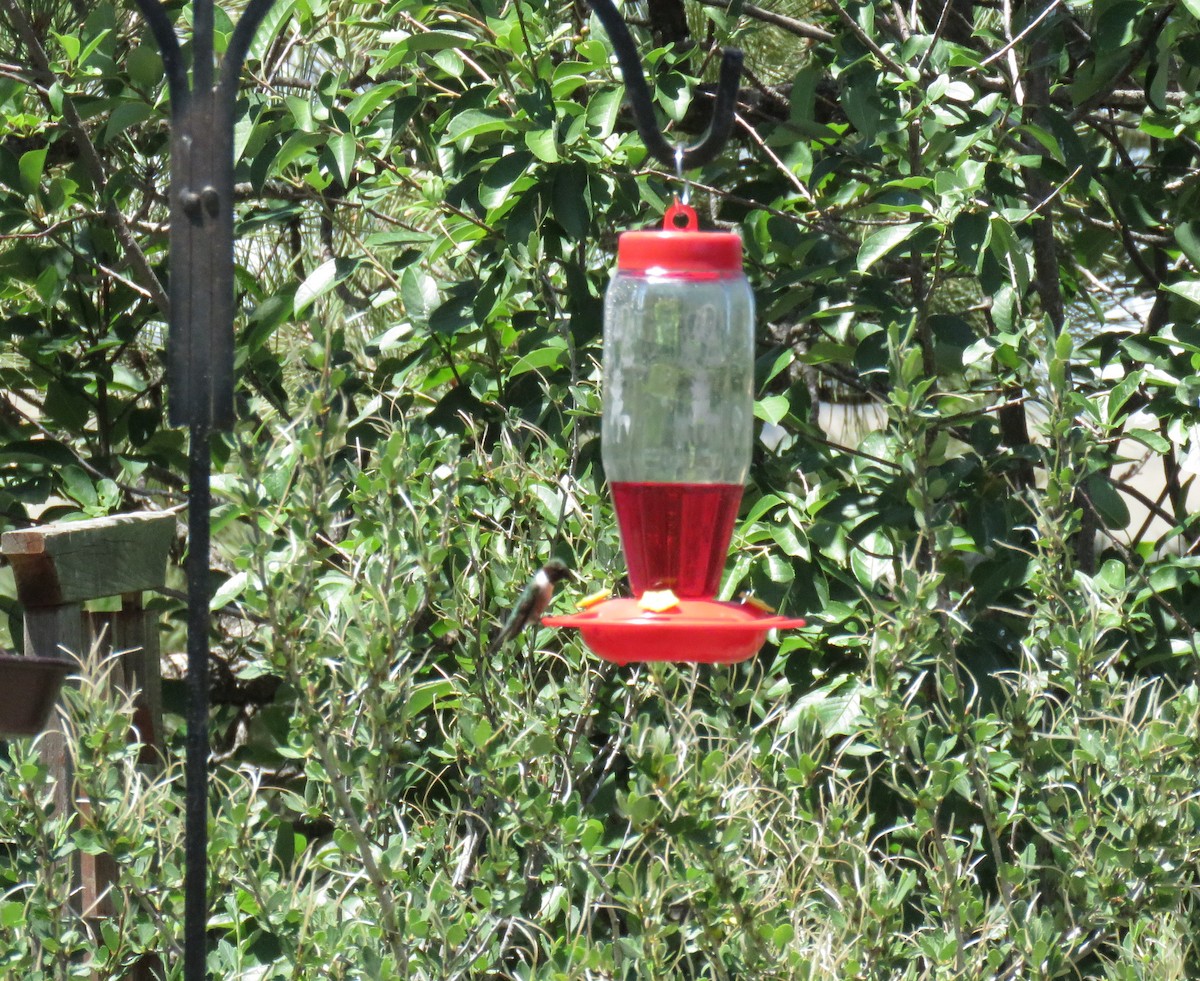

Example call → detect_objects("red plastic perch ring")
544 597 806 665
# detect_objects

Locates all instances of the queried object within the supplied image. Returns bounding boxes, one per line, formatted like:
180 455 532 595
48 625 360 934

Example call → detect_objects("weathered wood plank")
2 511 175 607
80 601 165 981
77 796 117 920
88 597 164 764
118 594 164 764
23 604 84 911
24 602 86 668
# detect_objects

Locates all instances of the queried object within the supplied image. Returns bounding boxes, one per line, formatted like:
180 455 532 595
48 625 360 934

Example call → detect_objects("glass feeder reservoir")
603 202 754 598
546 203 805 663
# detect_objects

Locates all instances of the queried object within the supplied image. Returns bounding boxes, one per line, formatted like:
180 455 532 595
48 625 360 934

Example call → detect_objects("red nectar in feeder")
545 202 805 662
610 481 743 598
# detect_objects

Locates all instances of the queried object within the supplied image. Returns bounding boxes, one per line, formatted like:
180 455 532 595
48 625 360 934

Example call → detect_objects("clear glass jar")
601 204 755 598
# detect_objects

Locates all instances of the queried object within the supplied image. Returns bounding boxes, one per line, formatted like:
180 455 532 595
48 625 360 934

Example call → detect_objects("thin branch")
980 0 1062 68
0 393 186 501
1068 5 1173 123
915 0 955 74
1112 476 1178 538
693 0 835 43
829 0 908 78
1001 0 1025 105
735 111 816 205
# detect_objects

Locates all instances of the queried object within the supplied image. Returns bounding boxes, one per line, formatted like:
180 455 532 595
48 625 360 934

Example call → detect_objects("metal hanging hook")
585 0 743 171
674 144 691 205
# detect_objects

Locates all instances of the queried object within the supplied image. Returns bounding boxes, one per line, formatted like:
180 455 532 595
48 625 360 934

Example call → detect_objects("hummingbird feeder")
546 0 804 664
545 200 804 663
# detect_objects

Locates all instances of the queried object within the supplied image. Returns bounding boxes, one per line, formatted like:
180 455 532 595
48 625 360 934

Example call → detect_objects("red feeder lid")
544 597 805 665
618 202 743 276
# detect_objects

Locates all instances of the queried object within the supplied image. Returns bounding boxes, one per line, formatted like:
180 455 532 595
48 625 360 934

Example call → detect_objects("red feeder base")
544 597 805 665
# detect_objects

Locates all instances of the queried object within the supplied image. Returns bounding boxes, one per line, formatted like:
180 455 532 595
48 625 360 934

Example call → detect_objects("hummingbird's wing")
486 564 566 654
487 580 539 654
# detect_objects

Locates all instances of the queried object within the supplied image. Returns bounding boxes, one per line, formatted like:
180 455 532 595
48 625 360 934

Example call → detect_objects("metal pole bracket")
585 0 743 171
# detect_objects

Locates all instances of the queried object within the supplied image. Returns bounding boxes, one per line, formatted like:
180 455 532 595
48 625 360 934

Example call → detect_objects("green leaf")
841 67 881 141
1126 428 1170 453
274 132 323 172
511 342 566 376
1108 369 1143 424
406 679 456 716
655 72 691 123
0 439 77 467
345 81 406 124
60 465 97 508
78 27 114 66
294 257 361 314
858 223 918 272
428 289 476 335
102 101 153 144
553 165 589 239
327 132 356 187
953 211 990 272
480 152 533 211
248 0 295 63
126 45 163 87
0 902 23 930
755 394 790 425
579 819 604 851
400 29 474 51
445 109 511 144
211 571 248 610
1085 474 1130 530
401 267 439 328
989 218 1030 293
525 128 559 163
44 380 90 430
18 148 46 194
622 791 659 826
470 718 493 748
1165 280 1200 306
765 551 795 583
772 523 806 557
52 30 80 61
782 679 865 737
587 87 623 137
1176 221 1200 269
743 493 783 524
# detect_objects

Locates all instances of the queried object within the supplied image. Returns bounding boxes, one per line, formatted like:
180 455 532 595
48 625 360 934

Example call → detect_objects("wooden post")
2 511 175 980
20 603 86 819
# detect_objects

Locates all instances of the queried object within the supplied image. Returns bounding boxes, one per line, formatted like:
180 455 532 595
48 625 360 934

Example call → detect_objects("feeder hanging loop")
585 0 743 171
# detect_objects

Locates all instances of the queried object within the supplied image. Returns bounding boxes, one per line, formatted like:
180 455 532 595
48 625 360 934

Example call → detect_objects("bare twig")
980 0 1062 68
694 0 835 43
828 0 908 78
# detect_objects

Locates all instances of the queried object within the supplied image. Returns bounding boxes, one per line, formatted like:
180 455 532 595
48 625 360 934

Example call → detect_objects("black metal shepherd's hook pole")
585 0 743 170
124 0 277 976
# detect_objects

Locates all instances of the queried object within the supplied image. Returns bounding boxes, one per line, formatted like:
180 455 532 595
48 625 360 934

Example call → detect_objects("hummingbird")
488 558 570 653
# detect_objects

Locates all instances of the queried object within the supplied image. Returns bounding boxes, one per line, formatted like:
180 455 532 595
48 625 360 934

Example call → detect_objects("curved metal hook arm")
220 0 280 101
127 0 188 106
128 0 275 106
585 0 742 171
